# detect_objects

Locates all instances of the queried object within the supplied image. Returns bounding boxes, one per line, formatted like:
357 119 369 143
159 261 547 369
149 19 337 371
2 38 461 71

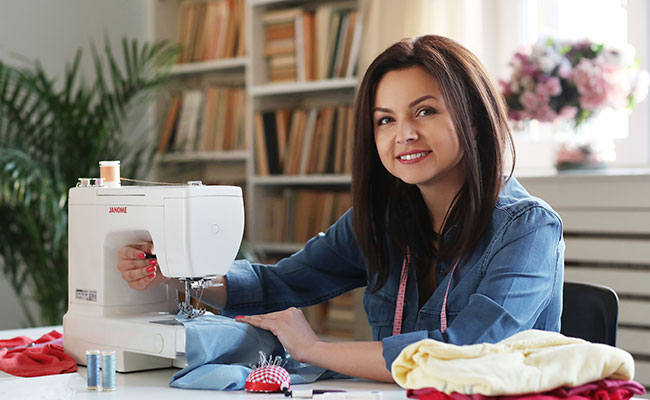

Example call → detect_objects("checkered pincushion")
245 365 290 393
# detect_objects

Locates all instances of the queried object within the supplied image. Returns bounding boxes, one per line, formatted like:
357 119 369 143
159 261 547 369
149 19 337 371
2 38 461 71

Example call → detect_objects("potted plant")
0 37 179 326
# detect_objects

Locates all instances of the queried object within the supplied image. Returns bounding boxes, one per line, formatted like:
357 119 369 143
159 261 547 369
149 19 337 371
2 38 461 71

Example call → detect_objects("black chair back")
560 281 619 346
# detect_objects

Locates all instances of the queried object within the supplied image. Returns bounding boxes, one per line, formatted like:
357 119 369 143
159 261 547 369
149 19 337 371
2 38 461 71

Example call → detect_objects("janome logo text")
109 206 127 214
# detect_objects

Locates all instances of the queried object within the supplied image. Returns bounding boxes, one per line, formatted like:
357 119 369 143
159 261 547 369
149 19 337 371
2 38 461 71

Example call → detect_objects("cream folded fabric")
391 329 634 396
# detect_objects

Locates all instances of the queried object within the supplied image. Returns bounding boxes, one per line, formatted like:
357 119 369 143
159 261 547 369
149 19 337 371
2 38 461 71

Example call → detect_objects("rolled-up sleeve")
222 210 368 316
381 205 564 369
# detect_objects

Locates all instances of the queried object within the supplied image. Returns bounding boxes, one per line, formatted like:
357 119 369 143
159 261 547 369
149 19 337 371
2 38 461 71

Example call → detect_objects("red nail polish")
146 266 155 273
148 259 157 266
235 315 244 319
137 253 145 259
148 273 155 278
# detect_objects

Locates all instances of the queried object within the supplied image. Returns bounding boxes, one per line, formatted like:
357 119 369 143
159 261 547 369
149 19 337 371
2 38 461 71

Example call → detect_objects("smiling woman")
116 35 565 385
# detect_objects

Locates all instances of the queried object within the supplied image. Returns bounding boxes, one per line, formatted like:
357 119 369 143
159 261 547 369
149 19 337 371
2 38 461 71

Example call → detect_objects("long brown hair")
352 35 514 291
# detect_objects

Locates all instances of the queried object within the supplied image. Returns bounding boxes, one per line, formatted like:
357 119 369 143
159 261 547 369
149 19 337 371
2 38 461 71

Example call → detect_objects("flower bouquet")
501 37 649 170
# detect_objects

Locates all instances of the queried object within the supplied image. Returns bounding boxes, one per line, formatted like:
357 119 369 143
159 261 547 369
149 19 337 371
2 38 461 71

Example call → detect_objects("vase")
554 136 616 171
551 115 618 172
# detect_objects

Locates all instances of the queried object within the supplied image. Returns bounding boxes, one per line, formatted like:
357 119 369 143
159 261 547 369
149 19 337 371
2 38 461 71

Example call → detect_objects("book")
254 111 269 175
175 90 204 151
191 2 207 62
302 11 316 81
298 108 318 175
332 12 350 78
157 96 181 153
261 7 302 24
262 111 281 174
222 0 238 59
344 106 354 173
345 3 364 77
214 0 231 59
265 22 295 42
325 11 343 79
339 11 357 77
201 1 220 60
200 87 218 151
315 107 335 173
314 4 334 80
275 109 290 170
333 105 348 173
285 109 308 174
294 13 305 82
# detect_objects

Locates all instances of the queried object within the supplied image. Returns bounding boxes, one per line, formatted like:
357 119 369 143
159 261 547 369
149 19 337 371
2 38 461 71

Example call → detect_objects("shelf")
252 174 352 185
249 0 305 7
170 57 247 76
250 78 358 96
256 242 304 254
155 151 249 163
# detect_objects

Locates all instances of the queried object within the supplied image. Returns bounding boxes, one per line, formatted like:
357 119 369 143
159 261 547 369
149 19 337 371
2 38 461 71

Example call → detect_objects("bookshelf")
244 0 370 340
152 0 370 340
152 0 248 185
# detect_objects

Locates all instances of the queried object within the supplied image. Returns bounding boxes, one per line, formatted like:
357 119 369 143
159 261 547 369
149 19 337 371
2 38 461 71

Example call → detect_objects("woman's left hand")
235 307 320 363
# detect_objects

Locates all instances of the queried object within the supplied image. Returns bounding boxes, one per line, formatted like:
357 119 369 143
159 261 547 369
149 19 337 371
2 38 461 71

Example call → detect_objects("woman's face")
373 66 465 188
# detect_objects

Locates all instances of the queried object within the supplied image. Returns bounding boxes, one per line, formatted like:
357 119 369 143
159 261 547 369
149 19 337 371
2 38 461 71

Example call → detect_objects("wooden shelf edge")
251 174 352 185
155 151 249 163
250 77 358 96
170 57 248 76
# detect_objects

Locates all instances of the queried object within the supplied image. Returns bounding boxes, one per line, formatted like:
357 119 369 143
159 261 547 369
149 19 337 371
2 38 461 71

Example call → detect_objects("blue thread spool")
101 350 116 391
86 350 100 390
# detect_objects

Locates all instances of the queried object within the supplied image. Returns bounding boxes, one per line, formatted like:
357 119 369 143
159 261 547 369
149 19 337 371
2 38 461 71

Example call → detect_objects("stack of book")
176 0 246 64
157 85 247 153
254 105 354 175
262 3 362 82
263 189 352 243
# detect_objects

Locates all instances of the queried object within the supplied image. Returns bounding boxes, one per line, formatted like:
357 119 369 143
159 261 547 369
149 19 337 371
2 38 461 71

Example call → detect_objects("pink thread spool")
99 161 120 187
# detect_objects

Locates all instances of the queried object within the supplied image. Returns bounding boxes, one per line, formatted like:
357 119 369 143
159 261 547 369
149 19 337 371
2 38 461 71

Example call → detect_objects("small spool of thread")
94 177 104 187
77 178 92 187
101 350 116 391
86 349 100 390
99 160 121 187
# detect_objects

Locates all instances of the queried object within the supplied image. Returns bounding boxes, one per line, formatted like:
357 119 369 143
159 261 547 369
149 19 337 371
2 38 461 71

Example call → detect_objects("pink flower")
520 91 539 111
559 106 578 120
535 104 559 123
536 77 562 97
572 57 630 110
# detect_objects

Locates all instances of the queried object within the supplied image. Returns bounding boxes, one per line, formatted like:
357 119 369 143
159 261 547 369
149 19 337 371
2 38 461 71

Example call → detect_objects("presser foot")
177 277 224 319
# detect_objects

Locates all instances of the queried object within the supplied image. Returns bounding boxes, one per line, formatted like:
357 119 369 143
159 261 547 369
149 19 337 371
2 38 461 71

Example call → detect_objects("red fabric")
406 379 645 400
0 330 77 377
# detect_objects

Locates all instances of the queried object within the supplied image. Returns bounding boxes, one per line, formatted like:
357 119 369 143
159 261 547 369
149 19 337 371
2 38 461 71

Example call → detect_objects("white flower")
631 69 650 103
601 43 636 67
532 38 564 73
520 75 535 91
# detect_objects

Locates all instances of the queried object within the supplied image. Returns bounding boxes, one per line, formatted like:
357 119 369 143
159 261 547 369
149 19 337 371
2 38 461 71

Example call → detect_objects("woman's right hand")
116 243 168 290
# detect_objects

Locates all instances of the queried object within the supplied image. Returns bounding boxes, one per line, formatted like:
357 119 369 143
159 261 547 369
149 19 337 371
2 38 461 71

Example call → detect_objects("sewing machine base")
63 312 187 372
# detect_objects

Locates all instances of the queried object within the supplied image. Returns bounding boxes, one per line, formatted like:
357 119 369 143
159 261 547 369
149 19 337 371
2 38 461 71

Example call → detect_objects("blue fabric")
223 177 565 371
169 314 341 390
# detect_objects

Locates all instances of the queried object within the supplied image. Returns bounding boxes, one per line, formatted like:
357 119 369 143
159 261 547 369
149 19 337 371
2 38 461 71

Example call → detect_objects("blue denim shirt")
223 177 565 370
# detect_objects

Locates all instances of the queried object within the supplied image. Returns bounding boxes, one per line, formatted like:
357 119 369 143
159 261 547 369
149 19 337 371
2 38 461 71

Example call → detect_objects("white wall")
0 0 154 329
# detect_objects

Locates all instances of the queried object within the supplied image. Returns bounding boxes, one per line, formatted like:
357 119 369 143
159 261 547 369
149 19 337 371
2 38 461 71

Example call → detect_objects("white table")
0 326 407 399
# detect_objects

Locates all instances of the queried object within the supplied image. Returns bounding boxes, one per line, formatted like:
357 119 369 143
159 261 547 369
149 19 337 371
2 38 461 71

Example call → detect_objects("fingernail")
146 266 155 273
148 273 155 278
137 253 145 259
148 259 157 266
235 315 245 320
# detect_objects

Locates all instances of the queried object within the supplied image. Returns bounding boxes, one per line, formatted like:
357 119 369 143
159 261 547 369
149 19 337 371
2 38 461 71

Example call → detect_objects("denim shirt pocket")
363 288 397 340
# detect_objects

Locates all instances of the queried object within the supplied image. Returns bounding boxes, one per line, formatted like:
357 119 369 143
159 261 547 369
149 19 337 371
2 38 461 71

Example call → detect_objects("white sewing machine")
62 180 244 372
